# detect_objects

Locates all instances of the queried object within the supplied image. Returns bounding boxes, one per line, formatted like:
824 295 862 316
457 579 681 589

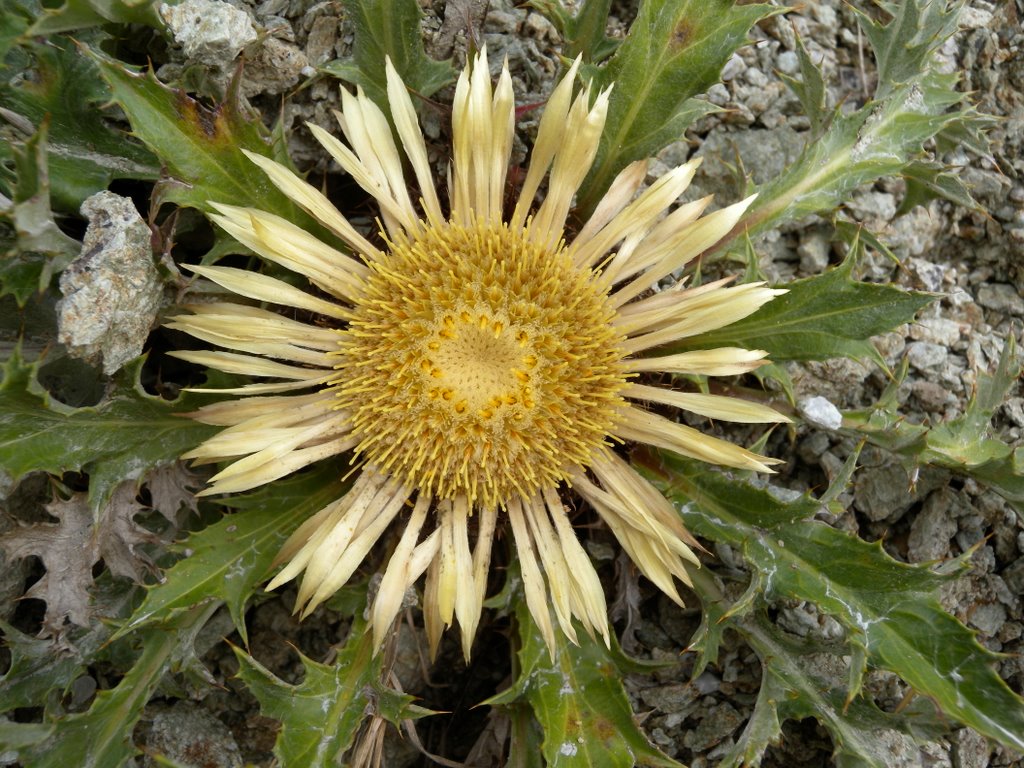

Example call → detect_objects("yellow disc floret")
332 220 629 508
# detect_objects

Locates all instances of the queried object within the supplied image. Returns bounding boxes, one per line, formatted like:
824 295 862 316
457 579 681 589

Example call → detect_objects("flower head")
170 51 787 656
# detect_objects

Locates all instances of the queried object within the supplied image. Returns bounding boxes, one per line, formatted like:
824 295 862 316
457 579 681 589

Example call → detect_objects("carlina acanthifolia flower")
169 50 787 657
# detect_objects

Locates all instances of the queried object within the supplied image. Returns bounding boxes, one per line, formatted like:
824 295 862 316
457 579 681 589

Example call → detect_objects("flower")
169 51 787 656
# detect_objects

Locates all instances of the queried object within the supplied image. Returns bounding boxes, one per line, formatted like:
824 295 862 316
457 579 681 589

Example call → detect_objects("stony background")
123 0 1024 764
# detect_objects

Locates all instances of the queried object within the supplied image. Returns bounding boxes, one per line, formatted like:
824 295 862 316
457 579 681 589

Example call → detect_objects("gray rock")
976 283 1024 315
907 498 957 562
968 602 1007 637
910 317 961 346
776 50 799 75
797 231 831 272
906 341 948 371
144 701 243 768
57 192 164 375
853 464 917 522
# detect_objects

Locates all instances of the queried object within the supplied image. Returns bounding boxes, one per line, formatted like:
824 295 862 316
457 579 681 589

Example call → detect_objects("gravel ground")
136 0 1024 765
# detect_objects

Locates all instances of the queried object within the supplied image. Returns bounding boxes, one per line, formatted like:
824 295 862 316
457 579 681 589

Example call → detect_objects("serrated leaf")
28 0 163 34
321 0 455 113
721 611 945 768
0 37 159 212
0 350 217 514
577 0 777 212
234 613 427 767
0 123 78 304
0 621 89 713
489 599 680 768
897 159 979 214
647 453 1024 753
115 465 345 643
729 71 964 249
673 254 933 365
84 47 332 241
847 340 1024 514
778 32 828 136
9 606 213 768
852 0 960 99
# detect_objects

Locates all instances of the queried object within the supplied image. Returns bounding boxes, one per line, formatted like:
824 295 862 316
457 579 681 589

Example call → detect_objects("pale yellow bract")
169 50 787 657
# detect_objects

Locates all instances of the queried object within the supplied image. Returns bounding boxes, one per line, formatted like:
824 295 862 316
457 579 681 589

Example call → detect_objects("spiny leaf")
235 613 430 767
114 465 345 644
7 605 215 768
847 340 1024 514
851 0 961 99
489 598 680 768
897 159 979 214
577 0 778 213
321 0 456 114
673 252 933 366
0 123 78 304
648 454 1024 753
0 37 159 212
728 70 964 248
83 46 333 242
720 610 945 768
777 32 828 137
0 350 217 514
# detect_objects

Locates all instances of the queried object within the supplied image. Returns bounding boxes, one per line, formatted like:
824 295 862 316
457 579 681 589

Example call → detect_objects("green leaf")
28 0 163 34
674 254 933 365
851 0 960 99
83 47 332 241
777 32 828 137
897 159 980 214
234 612 428 767
489 599 680 768
0 37 159 212
0 350 217 514
321 0 456 113
648 454 1024 754
847 340 1024 514
0 123 78 305
114 466 345 643
526 0 619 63
9 605 216 768
577 0 778 213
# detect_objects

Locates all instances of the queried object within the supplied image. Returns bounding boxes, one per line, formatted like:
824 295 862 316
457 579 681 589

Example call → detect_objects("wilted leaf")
0 37 159 212
648 454 1024 754
489 599 680 768
673 254 933 365
320 0 456 113
577 0 777 212
0 350 217 514
0 484 157 632
116 466 344 643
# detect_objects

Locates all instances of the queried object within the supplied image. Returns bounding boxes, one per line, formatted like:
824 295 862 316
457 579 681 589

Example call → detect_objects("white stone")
798 396 843 430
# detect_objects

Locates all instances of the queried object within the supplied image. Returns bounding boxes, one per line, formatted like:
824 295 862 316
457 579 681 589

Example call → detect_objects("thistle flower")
170 51 787 656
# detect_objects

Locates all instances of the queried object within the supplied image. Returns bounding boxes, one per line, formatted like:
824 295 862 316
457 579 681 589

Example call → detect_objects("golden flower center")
332 221 629 508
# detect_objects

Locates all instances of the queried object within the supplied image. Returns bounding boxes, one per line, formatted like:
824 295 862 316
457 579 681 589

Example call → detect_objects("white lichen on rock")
160 0 258 69
57 191 163 375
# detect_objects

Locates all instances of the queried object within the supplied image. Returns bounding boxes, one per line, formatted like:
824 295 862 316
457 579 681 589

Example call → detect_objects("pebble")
798 396 843 430
910 317 961 346
144 702 243 768
797 231 830 272
776 50 799 75
976 283 1024 315
969 602 1007 637
906 341 948 370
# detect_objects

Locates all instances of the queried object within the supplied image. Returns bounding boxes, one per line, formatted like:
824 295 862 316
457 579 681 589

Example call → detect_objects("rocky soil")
47 0 1024 765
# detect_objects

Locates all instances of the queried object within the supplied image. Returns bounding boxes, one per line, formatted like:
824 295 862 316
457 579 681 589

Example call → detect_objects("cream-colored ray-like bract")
173 48 786 660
